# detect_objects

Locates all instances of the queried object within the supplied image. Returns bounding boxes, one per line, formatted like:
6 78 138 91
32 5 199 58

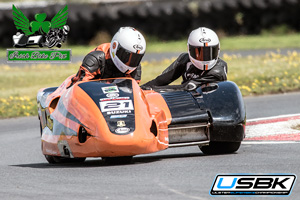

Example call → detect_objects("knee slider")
82 51 105 73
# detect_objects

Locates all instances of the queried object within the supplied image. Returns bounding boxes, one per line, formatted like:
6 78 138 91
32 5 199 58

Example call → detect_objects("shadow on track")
10 152 209 168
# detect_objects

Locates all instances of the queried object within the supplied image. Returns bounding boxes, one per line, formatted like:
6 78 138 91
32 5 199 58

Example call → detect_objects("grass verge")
64 34 300 55
0 50 300 118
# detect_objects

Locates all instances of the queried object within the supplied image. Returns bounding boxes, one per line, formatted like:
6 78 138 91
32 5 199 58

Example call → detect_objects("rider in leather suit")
142 27 227 90
70 27 146 86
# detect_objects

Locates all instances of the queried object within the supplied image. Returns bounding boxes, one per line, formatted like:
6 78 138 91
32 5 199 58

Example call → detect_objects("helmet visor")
116 45 144 67
189 44 219 61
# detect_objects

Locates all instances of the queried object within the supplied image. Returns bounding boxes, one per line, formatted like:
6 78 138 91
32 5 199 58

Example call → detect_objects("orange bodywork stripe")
53 106 81 134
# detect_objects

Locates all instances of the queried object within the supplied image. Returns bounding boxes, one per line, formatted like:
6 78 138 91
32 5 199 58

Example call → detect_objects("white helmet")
110 27 146 74
188 27 220 70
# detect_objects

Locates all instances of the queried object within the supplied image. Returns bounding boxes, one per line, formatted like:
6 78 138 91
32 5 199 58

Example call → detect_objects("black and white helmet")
110 27 146 74
188 27 220 70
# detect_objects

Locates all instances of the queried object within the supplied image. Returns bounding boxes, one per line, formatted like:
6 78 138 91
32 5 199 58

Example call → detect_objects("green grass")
0 63 79 99
223 51 300 95
1 33 300 58
220 34 300 50
1 50 300 118
0 63 79 118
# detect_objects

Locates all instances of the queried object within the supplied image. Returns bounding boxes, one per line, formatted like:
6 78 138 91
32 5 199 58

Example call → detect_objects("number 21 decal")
100 100 133 112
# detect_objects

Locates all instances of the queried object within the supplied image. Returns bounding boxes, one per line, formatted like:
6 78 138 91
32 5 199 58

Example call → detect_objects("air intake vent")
150 120 157 137
78 126 88 143
161 91 197 110
161 91 209 124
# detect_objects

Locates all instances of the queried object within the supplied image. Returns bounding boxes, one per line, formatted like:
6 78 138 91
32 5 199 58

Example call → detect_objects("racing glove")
184 80 200 91
140 85 152 90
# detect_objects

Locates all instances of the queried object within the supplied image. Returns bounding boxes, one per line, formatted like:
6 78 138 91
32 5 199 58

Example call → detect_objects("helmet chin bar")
190 57 218 71
113 55 137 73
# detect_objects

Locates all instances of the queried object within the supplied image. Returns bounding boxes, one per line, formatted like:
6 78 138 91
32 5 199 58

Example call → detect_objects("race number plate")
99 100 134 113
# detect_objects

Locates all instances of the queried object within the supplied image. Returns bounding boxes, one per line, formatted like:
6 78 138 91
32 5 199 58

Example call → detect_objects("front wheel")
45 155 86 164
200 141 241 155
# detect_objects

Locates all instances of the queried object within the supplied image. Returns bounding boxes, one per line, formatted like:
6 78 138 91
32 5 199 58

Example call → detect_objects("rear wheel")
45 155 86 164
200 141 241 155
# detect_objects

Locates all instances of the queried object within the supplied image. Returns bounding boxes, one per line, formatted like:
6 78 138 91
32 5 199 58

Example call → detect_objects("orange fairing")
142 90 172 125
39 77 170 158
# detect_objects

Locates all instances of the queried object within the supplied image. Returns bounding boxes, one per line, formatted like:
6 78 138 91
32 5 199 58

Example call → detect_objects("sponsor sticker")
133 44 143 51
101 86 119 94
115 127 130 134
110 115 127 119
117 121 126 127
210 174 297 196
112 42 117 49
100 97 129 102
107 110 131 115
106 93 119 98
99 99 133 113
199 38 211 43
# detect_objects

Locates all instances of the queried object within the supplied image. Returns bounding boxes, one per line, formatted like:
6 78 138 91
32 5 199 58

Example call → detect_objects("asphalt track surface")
0 92 299 200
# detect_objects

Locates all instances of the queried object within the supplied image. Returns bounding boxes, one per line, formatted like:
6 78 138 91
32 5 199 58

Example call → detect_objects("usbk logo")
210 174 296 196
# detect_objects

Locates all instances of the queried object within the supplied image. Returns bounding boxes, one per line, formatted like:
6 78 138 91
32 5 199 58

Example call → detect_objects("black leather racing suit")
142 53 227 88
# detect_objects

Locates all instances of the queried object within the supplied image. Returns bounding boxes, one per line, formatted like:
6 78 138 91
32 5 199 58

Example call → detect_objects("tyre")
45 155 86 164
39 42 44 48
102 156 133 165
39 121 43 136
200 141 241 155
